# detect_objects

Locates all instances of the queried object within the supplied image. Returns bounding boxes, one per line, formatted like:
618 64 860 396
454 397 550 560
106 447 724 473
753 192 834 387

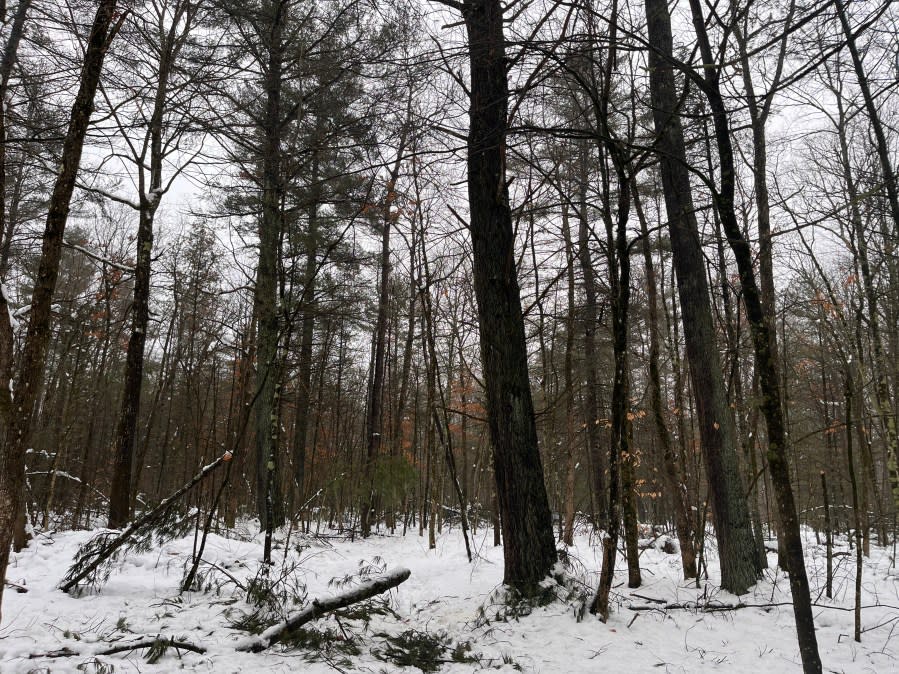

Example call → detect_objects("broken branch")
236 567 411 652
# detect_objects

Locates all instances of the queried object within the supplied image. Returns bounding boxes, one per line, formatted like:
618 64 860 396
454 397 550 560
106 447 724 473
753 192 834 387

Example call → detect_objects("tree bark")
0 0 120 623
292 193 319 513
634 185 696 579
575 142 607 530
643 0 759 596
462 0 556 594
561 204 577 546
255 0 287 535
684 0 820 668
844 375 862 643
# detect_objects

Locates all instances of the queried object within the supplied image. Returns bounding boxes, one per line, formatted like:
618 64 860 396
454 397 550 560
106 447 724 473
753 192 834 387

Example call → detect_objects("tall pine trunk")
255 0 286 540
461 0 556 594
643 0 759 595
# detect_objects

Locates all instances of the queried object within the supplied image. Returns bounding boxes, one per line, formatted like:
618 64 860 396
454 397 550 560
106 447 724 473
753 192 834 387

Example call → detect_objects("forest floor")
1 519 897 673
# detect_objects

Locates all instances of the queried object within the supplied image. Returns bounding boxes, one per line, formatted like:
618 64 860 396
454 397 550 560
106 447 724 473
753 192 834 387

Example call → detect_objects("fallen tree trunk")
237 567 411 652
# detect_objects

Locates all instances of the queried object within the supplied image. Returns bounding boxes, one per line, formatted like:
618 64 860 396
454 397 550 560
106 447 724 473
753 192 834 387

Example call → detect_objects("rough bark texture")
463 0 557 594
255 0 286 533
0 0 119 623
643 0 759 596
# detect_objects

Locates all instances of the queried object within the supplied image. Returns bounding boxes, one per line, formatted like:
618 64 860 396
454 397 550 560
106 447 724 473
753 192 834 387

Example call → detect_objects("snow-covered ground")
1 521 897 672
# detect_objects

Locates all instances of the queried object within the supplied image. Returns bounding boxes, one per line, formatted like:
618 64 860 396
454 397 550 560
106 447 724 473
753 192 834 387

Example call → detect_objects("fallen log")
236 567 411 652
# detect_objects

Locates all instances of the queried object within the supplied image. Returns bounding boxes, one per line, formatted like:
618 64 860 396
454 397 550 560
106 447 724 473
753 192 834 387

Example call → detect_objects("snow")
2 523 898 672
1 282 18 331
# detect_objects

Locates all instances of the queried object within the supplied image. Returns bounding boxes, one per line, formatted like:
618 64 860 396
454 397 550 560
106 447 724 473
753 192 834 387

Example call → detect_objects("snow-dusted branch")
59 452 230 593
236 567 411 653
27 635 206 661
63 240 135 274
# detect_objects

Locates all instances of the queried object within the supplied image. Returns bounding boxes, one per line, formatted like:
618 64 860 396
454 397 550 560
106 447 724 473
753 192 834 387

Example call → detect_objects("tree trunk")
685 0 820 668
108 159 162 527
291 197 318 513
362 135 407 537
0 0 119 622
561 204 577 546
643 0 759 596
255 0 286 535
821 471 832 599
844 375 862 643
462 0 556 594
575 142 607 530
0 0 33 278
634 185 696 579
829 50 899 510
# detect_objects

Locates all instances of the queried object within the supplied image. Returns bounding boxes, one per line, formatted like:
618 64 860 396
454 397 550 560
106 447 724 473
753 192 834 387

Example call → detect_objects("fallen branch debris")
4 579 27 593
28 635 206 661
628 600 899 613
59 453 229 593
237 567 411 652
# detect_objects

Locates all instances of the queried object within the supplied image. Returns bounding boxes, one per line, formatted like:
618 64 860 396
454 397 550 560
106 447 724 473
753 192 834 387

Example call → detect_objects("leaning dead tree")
59 452 231 594
237 567 411 652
